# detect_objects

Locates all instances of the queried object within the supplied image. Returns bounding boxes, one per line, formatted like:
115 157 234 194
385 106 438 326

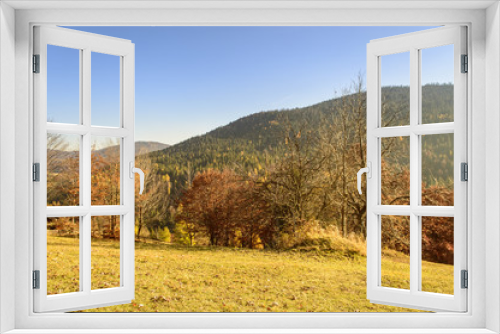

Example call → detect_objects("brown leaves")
177 169 271 249
150 295 171 303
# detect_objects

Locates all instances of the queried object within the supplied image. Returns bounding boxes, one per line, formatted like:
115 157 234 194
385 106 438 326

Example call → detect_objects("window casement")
364 26 468 312
33 26 138 312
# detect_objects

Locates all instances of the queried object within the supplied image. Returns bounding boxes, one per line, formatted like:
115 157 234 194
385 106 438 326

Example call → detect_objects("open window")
33 24 467 315
362 26 467 312
33 26 138 312
3 0 495 329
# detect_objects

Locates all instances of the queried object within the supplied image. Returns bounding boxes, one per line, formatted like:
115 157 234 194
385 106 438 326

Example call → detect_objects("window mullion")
409 47 420 294
82 48 92 294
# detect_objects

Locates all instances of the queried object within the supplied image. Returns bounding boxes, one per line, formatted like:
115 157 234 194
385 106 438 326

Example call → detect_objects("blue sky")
48 26 452 145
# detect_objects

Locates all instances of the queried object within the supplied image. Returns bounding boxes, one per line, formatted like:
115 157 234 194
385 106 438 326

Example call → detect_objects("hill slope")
135 141 170 155
95 141 169 158
147 84 453 195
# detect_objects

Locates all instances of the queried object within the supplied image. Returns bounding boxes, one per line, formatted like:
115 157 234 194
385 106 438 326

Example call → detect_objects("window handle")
129 162 145 194
357 162 372 195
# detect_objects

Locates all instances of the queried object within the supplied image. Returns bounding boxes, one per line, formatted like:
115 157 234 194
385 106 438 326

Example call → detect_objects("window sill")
3 330 498 334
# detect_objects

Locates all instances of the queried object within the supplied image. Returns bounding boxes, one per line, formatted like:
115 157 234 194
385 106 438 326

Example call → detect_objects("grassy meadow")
47 235 454 312
46 82 456 313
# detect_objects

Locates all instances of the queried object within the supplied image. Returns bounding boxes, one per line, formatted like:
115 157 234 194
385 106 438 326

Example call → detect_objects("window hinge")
33 54 40 73
461 270 468 289
32 270 40 289
461 162 468 182
33 163 40 182
461 54 468 73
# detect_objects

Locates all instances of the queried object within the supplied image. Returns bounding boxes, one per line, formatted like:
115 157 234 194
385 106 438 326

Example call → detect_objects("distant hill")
147 95 343 194
48 141 169 175
135 141 170 155
95 141 169 158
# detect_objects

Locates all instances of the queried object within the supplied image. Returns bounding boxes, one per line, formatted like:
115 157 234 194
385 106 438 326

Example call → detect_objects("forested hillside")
147 83 453 197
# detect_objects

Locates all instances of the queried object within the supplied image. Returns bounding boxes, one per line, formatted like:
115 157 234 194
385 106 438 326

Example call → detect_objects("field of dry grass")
46 235 453 312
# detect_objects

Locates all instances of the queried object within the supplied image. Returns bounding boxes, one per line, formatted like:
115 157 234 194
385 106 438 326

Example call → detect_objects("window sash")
33 25 136 313
366 26 468 312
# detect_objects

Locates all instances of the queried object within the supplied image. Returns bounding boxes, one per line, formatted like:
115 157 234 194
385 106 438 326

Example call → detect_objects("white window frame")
366 26 468 312
33 25 136 313
1 1 499 333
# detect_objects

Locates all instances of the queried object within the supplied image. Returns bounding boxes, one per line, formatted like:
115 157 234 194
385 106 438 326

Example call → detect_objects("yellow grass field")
46 236 454 312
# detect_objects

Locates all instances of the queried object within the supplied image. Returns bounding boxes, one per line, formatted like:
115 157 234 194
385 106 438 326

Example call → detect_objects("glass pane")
91 136 121 205
381 52 410 127
381 216 410 290
47 217 80 295
91 215 121 290
47 133 80 206
421 45 454 124
91 52 121 127
381 137 410 205
47 45 80 124
421 133 454 206
421 217 454 295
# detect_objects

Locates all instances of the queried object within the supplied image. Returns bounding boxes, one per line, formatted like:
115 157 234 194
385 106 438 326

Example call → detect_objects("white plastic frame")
6 4 494 334
32 26 136 312
366 26 467 312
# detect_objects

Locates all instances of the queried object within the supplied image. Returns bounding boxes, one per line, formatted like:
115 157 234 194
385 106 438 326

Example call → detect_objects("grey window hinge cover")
461 54 468 73
461 270 468 289
33 163 40 182
33 54 40 73
33 270 40 289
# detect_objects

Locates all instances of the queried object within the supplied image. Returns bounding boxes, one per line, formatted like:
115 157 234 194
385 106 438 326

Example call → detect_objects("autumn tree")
177 169 271 248
134 152 173 240
47 133 79 206
90 140 120 238
317 76 367 237
249 120 327 247
177 169 235 246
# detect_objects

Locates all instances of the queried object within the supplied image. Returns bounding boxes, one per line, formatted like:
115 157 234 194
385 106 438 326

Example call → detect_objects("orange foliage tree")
177 169 271 248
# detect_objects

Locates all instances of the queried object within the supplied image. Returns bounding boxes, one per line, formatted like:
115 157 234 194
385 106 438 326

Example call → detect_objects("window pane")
421 217 454 295
91 215 121 290
421 45 454 124
381 52 410 127
47 45 80 124
91 52 121 127
47 217 80 295
421 133 454 206
47 133 80 206
381 215 410 290
381 137 410 205
91 136 121 205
